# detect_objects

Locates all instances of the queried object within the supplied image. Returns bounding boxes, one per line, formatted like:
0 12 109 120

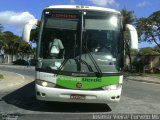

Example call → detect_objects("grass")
0 74 4 79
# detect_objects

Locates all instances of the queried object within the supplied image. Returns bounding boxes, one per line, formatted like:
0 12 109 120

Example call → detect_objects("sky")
0 0 160 48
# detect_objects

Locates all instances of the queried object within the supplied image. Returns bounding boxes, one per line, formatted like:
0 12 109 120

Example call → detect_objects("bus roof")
45 5 121 14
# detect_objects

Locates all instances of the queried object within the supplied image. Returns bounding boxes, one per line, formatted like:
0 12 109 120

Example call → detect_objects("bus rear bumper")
35 85 122 104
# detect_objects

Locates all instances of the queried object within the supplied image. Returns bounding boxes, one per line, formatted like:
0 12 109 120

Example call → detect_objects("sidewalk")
0 64 35 69
0 70 28 92
125 73 160 84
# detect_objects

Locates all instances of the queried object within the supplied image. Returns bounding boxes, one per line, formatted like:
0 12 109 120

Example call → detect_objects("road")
0 65 160 120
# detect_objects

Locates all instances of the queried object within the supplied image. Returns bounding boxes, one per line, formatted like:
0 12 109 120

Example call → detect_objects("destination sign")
46 13 78 19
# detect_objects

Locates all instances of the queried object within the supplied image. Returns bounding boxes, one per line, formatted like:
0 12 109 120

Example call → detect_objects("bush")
30 59 36 66
13 59 27 65
13 59 36 66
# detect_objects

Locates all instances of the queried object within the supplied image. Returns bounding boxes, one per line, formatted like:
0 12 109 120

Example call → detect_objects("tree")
0 31 33 56
0 35 6 47
136 10 160 48
130 49 138 55
121 8 136 71
0 27 8 57
0 24 5 48
0 24 4 32
121 8 135 24
2 31 20 55
18 42 33 58
132 47 159 73
153 45 160 54
139 47 158 55
30 27 39 43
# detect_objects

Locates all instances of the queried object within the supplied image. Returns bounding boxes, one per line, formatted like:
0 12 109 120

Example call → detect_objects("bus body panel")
35 71 123 104
45 5 121 14
36 84 122 104
36 71 122 90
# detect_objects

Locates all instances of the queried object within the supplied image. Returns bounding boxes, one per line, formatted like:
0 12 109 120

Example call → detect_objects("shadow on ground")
2 82 112 113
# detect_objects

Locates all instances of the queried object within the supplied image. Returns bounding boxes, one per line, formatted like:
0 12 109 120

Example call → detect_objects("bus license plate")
70 94 86 100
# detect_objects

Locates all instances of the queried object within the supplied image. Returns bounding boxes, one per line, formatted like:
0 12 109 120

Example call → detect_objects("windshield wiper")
74 57 93 72
56 57 94 76
56 59 69 75
83 46 103 78
55 53 102 77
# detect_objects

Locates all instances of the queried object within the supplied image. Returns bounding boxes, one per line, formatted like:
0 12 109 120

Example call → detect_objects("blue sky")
0 0 160 48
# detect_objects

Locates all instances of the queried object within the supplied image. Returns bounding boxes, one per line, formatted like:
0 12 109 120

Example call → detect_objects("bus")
22 5 138 104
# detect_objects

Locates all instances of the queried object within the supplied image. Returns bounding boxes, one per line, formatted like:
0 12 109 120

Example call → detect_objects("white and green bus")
22 5 138 104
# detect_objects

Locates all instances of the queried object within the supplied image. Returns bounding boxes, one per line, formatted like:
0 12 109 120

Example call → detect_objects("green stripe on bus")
56 75 120 89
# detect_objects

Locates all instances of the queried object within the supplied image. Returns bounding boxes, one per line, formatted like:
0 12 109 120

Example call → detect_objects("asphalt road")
0 65 160 120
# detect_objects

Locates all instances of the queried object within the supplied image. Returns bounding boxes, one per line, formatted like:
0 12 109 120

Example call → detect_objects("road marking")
15 73 25 80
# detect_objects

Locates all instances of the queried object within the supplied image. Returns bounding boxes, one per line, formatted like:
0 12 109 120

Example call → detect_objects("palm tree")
120 8 136 71
121 8 135 24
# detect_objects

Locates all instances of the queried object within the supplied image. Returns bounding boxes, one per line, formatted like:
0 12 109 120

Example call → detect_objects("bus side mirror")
22 19 39 43
125 24 138 50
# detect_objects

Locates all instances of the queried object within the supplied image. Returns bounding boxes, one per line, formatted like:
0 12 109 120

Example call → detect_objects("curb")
0 64 35 70
125 78 160 84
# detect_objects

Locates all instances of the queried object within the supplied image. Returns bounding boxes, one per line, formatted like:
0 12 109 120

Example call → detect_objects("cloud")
137 1 149 7
0 11 35 29
88 0 118 7
70 0 75 4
